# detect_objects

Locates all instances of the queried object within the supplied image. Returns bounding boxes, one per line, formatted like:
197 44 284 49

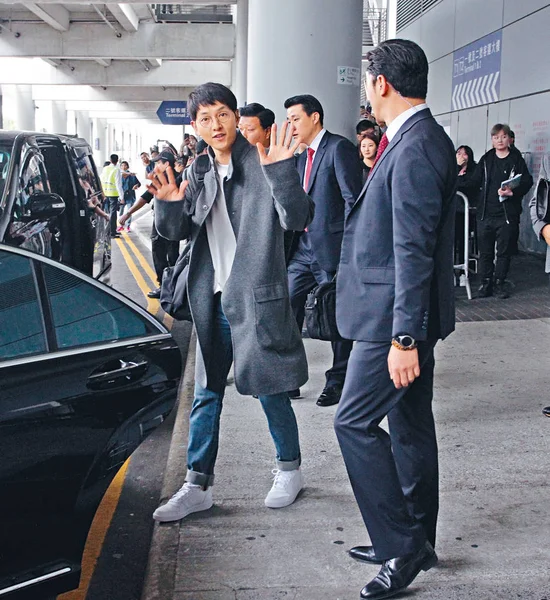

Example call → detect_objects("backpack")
160 154 211 321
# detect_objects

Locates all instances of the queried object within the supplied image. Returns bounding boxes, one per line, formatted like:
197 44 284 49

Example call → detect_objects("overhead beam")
95 58 112 67
108 4 139 33
87 110 158 119
0 58 232 86
41 57 63 67
32 85 193 102
66 100 160 111
0 0 236 3
0 23 235 60
22 3 69 32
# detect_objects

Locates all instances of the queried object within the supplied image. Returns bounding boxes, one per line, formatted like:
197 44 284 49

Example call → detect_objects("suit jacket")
337 108 457 342
288 131 363 272
155 133 315 395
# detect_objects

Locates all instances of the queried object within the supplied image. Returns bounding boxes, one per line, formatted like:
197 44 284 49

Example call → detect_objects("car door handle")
87 360 148 389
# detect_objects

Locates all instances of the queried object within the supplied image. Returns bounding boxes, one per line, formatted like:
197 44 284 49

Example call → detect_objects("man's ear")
235 109 240 120
265 126 272 142
191 122 199 136
377 74 391 97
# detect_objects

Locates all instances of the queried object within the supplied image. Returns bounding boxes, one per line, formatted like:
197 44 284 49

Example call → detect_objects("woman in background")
359 130 379 183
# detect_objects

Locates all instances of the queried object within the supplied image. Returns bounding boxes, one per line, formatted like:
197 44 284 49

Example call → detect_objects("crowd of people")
95 37 549 600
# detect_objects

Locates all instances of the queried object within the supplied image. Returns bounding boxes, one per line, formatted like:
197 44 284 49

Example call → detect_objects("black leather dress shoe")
147 287 161 299
316 385 342 407
360 541 438 599
349 546 383 565
543 406 550 417
288 389 301 399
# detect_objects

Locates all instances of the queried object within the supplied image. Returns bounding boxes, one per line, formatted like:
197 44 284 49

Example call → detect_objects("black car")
0 244 182 599
0 131 110 279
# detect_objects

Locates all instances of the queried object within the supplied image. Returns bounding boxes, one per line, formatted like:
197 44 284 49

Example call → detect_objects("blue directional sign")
156 101 191 125
452 30 502 111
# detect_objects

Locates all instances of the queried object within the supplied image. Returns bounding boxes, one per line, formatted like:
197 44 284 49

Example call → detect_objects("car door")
6 141 61 262
69 144 110 278
0 245 181 599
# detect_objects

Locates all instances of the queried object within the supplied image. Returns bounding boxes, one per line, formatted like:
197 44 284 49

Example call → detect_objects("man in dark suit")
334 40 457 599
284 94 362 406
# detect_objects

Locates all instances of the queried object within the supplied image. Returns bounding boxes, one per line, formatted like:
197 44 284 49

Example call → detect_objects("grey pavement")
142 318 550 600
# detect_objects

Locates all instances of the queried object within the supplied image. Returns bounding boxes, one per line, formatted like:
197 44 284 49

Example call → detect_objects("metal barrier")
454 191 473 300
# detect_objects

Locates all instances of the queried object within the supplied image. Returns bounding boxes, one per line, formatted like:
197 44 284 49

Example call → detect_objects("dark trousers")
334 339 439 559
477 215 519 281
105 196 119 237
288 237 352 388
151 221 180 285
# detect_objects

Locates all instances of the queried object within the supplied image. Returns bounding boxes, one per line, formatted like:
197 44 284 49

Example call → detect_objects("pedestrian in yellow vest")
100 154 124 238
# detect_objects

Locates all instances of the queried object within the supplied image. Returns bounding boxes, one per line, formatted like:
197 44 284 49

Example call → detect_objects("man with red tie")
284 95 363 406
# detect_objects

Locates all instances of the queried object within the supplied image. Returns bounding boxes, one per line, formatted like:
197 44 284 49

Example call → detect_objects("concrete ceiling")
0 1 237 123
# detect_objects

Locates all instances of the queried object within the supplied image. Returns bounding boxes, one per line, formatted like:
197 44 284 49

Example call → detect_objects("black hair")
365 38 428 99
456 145 476 172
110 154 119 164
140 151 149 157
356 119 375 134
239 102 276 130
188 82 238 121
284 94 324 126
120 160 129 168
490 123 512 137
509 129 515 140
103 161 110 167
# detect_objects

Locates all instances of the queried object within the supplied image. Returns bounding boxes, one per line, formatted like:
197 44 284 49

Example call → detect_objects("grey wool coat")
155 132 315 395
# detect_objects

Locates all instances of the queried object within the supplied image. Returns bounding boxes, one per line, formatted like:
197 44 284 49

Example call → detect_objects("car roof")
0 130 90 148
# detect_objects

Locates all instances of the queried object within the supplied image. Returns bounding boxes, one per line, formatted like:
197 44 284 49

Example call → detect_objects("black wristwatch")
391 334 417 351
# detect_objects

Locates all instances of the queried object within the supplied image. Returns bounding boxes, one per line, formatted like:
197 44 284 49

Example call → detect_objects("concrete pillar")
247 0 363 140
66 109 77 135
2 84 35 130
75 110 90 143
233 0 248 106
51 101 67 134
93 117 108 167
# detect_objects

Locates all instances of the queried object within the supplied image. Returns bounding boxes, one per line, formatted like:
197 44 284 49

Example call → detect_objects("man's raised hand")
257 121 300 165
146 165 188 201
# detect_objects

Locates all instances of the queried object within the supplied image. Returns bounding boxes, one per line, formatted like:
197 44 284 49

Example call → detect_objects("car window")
0 250 47 359
73 147 103 204
15 151 50 220
42 264 158 349
0 142 12 208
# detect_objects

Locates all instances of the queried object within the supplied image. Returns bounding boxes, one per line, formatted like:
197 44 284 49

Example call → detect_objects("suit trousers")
151 220 180 285
288 236 352 388
334 339 439 559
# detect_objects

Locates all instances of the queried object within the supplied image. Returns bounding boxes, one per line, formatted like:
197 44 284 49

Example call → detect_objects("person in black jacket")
473 124 533 299
454 145 478 269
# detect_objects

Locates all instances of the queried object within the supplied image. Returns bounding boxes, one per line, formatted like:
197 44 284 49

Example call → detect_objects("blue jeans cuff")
186 469 214 488
276 458 300 471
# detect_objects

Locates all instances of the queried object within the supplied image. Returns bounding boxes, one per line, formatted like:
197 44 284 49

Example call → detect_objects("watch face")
400 335 414 347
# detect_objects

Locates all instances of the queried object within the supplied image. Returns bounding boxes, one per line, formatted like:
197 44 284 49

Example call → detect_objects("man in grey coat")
148 82 314 523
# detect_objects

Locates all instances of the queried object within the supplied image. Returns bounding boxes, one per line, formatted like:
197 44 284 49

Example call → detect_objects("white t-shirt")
205 161 237 293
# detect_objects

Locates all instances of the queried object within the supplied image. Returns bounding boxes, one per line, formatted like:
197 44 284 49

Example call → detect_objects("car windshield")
0 140 14 209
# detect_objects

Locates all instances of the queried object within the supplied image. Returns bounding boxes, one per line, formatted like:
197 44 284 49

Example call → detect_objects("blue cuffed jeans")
186 293 302 488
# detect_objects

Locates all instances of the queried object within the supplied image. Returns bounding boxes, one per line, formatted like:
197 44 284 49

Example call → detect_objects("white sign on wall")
337 66 360 86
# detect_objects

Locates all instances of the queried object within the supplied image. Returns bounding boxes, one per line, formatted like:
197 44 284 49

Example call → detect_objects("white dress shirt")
303 128 327 181
385 103 428 143
205 161 237 294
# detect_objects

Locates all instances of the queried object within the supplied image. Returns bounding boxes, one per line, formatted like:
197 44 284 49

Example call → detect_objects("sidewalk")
141 310 549 600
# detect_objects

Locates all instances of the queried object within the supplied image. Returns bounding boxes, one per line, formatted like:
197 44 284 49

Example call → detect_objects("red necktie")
304 147 315 190
369 133 389 176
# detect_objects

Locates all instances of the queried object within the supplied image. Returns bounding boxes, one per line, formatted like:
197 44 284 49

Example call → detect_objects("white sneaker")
153 482 213 522
264 468 304 508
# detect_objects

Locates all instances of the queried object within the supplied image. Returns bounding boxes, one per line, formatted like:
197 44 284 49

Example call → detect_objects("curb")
141 330 196 600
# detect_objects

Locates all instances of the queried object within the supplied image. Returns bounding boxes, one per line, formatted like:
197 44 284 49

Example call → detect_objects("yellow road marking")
121 233 158 288
115 237 160 315
58 460 130 600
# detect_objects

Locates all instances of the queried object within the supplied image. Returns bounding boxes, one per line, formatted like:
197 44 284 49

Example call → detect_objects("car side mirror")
27 192 66 220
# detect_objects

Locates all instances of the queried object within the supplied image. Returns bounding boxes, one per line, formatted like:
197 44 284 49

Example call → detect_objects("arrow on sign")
452 71 500 110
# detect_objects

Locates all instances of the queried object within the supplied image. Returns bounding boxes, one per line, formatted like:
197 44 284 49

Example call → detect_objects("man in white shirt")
147 82 314 524
334 39 457 600
284 94 363 407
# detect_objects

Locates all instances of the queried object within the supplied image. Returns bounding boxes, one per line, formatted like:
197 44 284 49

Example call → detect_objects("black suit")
334 109 457 559
287 130 363 388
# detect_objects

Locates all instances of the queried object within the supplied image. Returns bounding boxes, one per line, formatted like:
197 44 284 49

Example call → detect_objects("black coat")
473 147 533 221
